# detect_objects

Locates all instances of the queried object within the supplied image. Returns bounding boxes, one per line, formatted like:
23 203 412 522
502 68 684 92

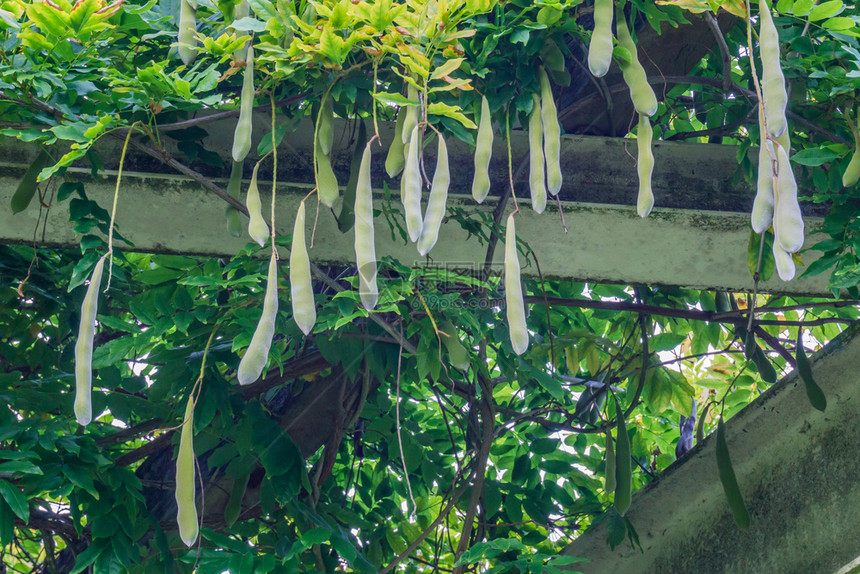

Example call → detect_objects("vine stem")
105 121 142 291
395 323 417 518
270 93 277 257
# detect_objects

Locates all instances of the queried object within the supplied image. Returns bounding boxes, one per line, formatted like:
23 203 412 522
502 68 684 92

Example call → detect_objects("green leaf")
0 480 28 522
796 334 826 411
808 0 843 21
790 147 840 166
715 418 750 529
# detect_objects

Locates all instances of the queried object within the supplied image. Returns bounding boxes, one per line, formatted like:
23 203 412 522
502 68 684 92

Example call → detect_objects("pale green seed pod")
505 214 529 355
588 0 613 78
177 0 197 65
318 95 334 157
472 96 493 203
759 0 788 138
402 84 419 145
74 254 106 427
417 134 450 256
385 112 407 178
843 144 860 188
316 142 339 208
438 320 470 371
615 10 658 117
528 94 547 214
246 163 268 247
539 69 563 196
232 44 254 163
773 142 804 253
752 113 775 233
231 0 250 60
773 242 795 281
175 395 198 547
290 201 316 335
403 124 424 243
354 143 378 310
237 253 279 385
636 113 654 218
604 431 616 494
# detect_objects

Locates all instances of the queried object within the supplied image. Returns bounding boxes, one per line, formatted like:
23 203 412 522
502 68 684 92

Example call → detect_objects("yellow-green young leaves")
74 254 106 427
539 69 563 196
315 95 339 207
715 417 750 529
237 253 279 385
614 401 632 516
290 201 315 335
636 113 654 218
175 395 198 547
588 0 613 77
232 44 254 163
604 431 616 494
246 163 268 247
417 134 450 256
472 96 493 203
504 214 529 355
528 94 547 214
615 10 658 117
773 142 804 254
177 0 197 65
385 112 407 178
759 0 788 138
403 125 424 243
354 143 378 311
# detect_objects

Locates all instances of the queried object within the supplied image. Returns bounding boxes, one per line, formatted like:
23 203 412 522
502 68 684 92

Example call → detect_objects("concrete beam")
0 118 832 295
563 323 860 574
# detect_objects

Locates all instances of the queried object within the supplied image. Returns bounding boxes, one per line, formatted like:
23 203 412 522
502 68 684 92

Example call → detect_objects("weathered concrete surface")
563 323 860 574
0 162 830 295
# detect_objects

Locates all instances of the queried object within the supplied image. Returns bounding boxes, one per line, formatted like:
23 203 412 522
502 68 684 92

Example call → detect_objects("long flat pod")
403 124 424 242
354 143 378 310
615 10 658 117
232 44 254 163
318 94 334 157
636 113 654 217
385 112 407 178
759 0 788 138
472 96 493 203
773 142 803 253
539 69 563 196
614 401 632 516
417 134 450 256
290 201 315 335
716 417 751 529
177 0 197 65
74 254 106 426
175 394 198 546
246 163 268 246
752 121 775 233
528 94 547 214
316 139 339 208
588 0 613 77
604 431 616 494
401 84 419 146
237 253 279 385
504 214 529 355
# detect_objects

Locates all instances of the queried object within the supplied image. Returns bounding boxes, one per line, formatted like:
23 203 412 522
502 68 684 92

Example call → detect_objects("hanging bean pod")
385 112 407 178
290 201 316 335
773 142 803 253
177 0 197 65
245 163 268 247
636 113 654 218
401 84 419 146
417 134 450 256
752 117 775 233
615 10 658 117
588 0 613 78
504 214 529 355
175 394 198 546
528 94 547 214
315 141 339 208
773 242 796 281
604 431 616 494
74 255 106 427
614 401 632 516
237 253 279 385
403 125 424 243
232 44 254 163
759 0 788 138
539 69 563 196
354 143 378 311
472 96 493 203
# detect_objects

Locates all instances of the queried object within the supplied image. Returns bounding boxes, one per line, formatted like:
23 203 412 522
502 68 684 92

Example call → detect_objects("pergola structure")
2 112 855 572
